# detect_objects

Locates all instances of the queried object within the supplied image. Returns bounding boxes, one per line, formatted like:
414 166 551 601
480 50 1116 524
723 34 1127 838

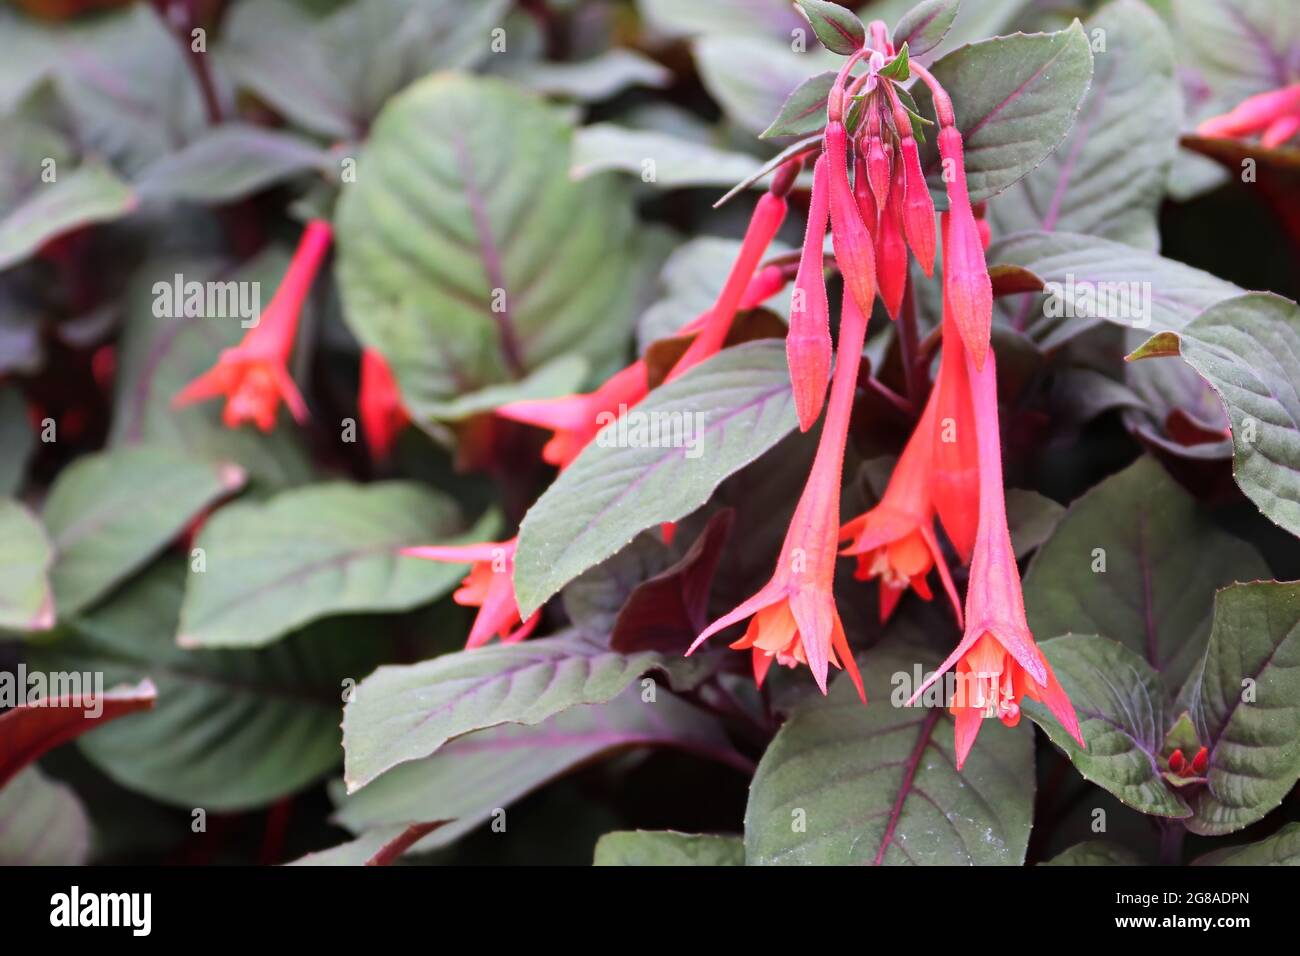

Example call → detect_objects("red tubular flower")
894 135 936 276
908 346 1082 768
1198 83 1300 146
839 389 961 623
174 219 332 431
787 154 832 432
825 120 878 326
931 314 979 563
401 537 540 649
865 112 892 211
359 348 410 462
497 359 650 469
936 128 993 370
874 148 908 320
688 288 869 701
500 263 788 468
667 170 793 382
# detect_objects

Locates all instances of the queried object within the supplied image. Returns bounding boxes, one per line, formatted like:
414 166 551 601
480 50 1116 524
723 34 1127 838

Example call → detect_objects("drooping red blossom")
873 142 909 320
499 261 788 467
174 219 332 431
667 168 795 382
688 288 869 701
358 348 410 462
1198 83 1300 148
839 389 961 623
787 154 833 431
908 346 1082 768
401 537 540 649
824 119 878 327
935 129 993 370
497 359 650 470
886 88 936 276
931 314 979 564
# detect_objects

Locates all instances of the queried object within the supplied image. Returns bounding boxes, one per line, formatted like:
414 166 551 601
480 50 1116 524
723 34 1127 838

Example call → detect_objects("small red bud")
1167 749 1186 774
1190 745 1208 775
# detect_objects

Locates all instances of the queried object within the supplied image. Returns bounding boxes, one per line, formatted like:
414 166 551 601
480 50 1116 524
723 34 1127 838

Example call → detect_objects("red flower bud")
788 154 833 431
825 121 877 322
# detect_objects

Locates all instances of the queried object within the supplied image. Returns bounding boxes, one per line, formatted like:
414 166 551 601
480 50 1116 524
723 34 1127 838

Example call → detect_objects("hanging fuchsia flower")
359 348 410 462
1198 83 1300 147
788 154 832 431
908 347 1082 767
500 262 789 466
668 166 796 381
887 89 936 276
840 389 961 623
824 116 878 327
689 289 868 700
498 359 650 470
402 537 540 649
174 219 332 431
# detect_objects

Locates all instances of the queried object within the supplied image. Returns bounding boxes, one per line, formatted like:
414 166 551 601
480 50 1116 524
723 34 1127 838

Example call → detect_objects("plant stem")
898 273 923 410
1158 820 1186 865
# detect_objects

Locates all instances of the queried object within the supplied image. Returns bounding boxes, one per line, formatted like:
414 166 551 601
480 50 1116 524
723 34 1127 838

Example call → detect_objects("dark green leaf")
1193 822 1300 865
1023 456 1268 689
135 125 330 204
594 830 744 865
0 767 91 865
893 0 960 57
1184 581 1300 836
514 341 798 618
1131 293 1300 539
177 483 492 649
1023 635 1191 818
336 74 640 420
342 630 709 792
760 71 835 139
745 644 1034 865
914 24 1094 207
988 1 1179 249
794 0 866 56
0 499 53 632
42 446 245 619
1042 841 1142 865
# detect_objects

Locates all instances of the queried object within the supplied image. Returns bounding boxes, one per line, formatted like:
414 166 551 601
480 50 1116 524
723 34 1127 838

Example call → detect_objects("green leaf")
1023 456 1268 689
135 124 330 204
694 36 840 136
1184 581 1300 836
1023 635 1191 818
1042 841 1142 866
594 830 744 866
745 644 1034 865
514 49 671 102
218 0 512 137
1005 488 1065 559
987 231 1243 350
760 71 835 139
637 0 809 40
0 767 91 865
988 1 1179 249
913 24 1094 207
32 561 382 811
514 340 798 618
893 0 960 57
0 158 136 271
178 483 491 649
417 355 591 423
42 446 245 619
341 630 708 792
879 43 910 81
1193 822 1300 865
335 74 640 421
794 0 866 56
1131 293 1300 539
0 499 53 632
573 124 763 188
333 686 737 856
0 386 34 495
